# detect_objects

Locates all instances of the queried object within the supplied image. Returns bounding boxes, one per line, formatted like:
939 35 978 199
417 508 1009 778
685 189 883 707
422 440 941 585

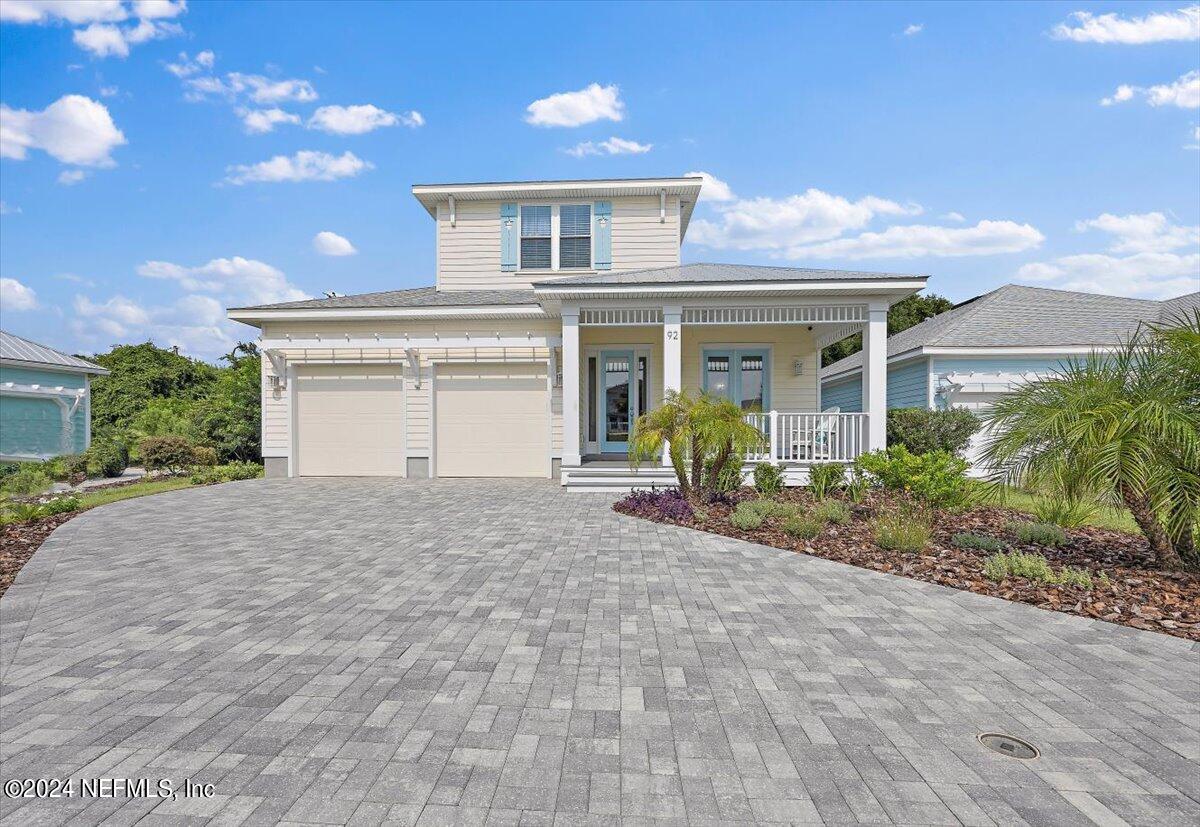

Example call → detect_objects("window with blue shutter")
500 203 517 271
593 200 612 270
520 205 552 270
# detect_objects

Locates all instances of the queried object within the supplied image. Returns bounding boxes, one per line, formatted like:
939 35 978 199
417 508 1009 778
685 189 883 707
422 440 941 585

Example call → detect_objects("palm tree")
981 315 1200 571
687 393 767 494
628 390 695 496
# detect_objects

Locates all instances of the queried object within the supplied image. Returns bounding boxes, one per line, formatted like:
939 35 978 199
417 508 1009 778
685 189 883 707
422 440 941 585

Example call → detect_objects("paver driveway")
1 479 1197 825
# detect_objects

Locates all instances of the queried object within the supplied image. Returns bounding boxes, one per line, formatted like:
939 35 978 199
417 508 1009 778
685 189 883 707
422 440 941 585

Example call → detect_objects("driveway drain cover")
978 732 1039 759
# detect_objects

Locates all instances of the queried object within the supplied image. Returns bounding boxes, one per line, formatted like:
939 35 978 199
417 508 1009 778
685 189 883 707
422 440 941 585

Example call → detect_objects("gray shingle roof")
231 286 540 311
534 262 923 287
821 285 1196 379
1159 291 1200 322
0 330 108 374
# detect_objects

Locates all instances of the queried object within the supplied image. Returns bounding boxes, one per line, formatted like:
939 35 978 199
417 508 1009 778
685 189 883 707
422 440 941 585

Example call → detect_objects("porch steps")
560 464 678 491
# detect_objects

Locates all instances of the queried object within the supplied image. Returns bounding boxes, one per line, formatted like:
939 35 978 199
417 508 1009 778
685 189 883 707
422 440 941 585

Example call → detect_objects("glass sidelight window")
703 348 770 411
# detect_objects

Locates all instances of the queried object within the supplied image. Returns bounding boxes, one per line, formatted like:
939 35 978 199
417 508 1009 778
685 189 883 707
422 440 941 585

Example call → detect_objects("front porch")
552 296 890 490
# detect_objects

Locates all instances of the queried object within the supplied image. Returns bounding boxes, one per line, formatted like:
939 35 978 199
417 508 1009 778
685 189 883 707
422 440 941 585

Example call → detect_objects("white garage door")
435 363 550 478
295 365 405 476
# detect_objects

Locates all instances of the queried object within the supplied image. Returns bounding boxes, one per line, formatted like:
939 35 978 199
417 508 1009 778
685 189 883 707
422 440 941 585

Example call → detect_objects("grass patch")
75 477 196 509
1008 520 1068 548
991 485 1137 534
872 506 932 553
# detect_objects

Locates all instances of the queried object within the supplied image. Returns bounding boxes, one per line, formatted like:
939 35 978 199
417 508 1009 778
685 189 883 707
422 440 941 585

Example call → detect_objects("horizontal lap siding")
681 325 819 412
888 359 929 409
436 196 681 291
821 375 862 412
261 357 289 457
0 366 90 456
261 320 562 461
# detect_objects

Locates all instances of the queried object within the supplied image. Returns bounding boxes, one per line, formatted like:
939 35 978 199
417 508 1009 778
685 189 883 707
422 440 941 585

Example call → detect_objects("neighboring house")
821 284 1200 469
0 330 108 462
228 176 924 487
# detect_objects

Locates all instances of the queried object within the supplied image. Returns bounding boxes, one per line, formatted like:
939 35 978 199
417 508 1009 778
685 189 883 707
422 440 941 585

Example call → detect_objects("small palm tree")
628 390 695 496
687 393 767 495
982 314 1200 571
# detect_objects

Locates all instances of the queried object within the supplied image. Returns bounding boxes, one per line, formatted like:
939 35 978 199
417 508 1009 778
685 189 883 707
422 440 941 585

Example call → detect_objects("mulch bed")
615 489 1200 642
0 513 73 599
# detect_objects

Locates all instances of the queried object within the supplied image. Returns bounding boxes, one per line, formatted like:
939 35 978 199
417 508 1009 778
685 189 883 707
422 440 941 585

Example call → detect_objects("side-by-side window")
703 349 770 411
559 204 591 269
520 205 552 270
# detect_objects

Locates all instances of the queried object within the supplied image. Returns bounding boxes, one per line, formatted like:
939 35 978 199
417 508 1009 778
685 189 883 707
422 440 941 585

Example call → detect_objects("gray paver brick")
0 478 1196 825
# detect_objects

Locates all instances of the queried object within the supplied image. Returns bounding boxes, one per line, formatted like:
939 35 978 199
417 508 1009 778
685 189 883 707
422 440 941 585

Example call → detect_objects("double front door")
599 350 647 453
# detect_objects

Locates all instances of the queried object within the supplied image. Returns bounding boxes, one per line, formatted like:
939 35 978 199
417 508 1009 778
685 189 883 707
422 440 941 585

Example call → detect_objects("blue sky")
1 0 1197 360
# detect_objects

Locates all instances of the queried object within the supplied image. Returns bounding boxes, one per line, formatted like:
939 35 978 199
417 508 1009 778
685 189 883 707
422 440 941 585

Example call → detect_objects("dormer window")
520 205 552 270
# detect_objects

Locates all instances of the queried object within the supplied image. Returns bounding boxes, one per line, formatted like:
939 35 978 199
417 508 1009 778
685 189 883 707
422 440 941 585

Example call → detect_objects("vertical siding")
0 365 90 457
887 359 929 409
435 196 681 291
820 375 862 412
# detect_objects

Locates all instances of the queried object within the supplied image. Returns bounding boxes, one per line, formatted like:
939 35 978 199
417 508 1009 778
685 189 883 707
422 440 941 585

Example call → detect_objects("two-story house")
227 176 926 488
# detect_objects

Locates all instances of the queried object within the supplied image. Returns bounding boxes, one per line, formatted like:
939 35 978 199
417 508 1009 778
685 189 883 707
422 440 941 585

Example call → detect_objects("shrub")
808 462 845 500
1008 521 1067 548
41 496 81 516
0 463 51 496
845 466 869 504
813 499 851 525
753 462 784 496
886 407 980 456
85 438 128 479
782 513 822 540
982 551 1094 589
190 445 219 467
1032 496 1096 529
730 501 765 530
138 435 196 472
951 532 1008 553
854 445 972 510
618 489 695 523
872 505 932 553
1 500 47 523
0 463 19 481
219 461 263 481
56 454 89 480
1057 566 1094 590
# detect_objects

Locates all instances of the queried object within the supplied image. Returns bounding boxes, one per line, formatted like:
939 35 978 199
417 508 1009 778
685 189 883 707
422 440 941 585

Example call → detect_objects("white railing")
744 411 869 463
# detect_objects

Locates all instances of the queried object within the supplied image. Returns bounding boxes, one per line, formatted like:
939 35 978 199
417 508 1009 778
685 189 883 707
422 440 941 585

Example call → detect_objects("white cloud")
223 150 372 185
306 104 412 135
98 85 118 97
131 0 186 19
941 211 966 222
0 201 20 215
1052 5 1199 44
0 95 126 166
312 231 357 256
785 220 1045 260
164 49 213 78
1 277 38 311
689 188 923 251
903 23 924 36
57 168 89 185
564 136 652 157
72 17 182 58
137 255 307 305
525 83 624 127
1102 71 1200 108
0 1 126 24
685 171 736 203
224 72 317 104
1016 211 1200 299
239 107 300 134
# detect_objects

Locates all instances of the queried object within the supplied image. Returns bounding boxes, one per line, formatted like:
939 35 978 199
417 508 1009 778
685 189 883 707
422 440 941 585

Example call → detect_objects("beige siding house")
229 176 924 488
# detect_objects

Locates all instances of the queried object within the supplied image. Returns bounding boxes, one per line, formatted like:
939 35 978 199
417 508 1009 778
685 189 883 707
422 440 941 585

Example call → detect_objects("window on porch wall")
704 349 770 411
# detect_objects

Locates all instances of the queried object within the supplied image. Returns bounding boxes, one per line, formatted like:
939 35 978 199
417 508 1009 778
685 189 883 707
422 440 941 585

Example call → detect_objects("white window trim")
517 200 593 272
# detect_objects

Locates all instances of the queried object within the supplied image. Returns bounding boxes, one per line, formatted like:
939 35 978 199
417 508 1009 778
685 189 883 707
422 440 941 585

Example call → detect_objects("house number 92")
666 330 679 340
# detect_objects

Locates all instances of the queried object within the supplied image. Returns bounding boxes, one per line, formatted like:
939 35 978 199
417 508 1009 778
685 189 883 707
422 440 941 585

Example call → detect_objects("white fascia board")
261 335 562 350
821 344 1111 383
227 305 549 323
532 279 927 298
0 357 108 376
820 349 926 383
412 177 700 198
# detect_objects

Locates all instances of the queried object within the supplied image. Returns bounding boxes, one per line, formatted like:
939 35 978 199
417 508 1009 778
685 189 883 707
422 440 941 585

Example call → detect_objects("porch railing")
744 411 869 464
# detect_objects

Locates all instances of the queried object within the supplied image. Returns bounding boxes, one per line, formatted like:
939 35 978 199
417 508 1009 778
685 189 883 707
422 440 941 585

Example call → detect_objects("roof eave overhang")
227 305 551 324
0 356 109 376
819 344 1116 382
533 277 928 302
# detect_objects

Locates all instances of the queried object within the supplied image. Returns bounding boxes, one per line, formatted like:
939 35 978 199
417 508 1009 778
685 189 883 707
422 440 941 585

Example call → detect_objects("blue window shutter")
500 203 518 271
593 201 612 270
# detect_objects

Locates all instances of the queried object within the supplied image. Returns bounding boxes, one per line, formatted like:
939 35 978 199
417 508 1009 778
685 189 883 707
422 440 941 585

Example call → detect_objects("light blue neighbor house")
821 284 1200 466
0 330 108 462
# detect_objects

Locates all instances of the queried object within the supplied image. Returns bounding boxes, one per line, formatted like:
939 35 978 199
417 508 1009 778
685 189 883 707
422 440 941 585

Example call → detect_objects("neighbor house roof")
411 176 703 239
821 285 1198 380
0 329 108 374
229 286 539 312
533 262 925 288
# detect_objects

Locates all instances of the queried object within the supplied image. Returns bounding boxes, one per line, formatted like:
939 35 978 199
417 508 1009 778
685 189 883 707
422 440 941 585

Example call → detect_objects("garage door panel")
296 366 405 477
436 364 549 478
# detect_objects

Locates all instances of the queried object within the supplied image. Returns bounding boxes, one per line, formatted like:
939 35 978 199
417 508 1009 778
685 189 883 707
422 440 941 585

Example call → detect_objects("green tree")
821 292 954 367
981 313 1200 571
191 345 262 462
628 390 695 496
88 342 219 430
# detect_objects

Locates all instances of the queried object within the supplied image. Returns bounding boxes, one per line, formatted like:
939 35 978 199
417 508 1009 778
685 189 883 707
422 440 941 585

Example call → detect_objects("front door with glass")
599 350 646 453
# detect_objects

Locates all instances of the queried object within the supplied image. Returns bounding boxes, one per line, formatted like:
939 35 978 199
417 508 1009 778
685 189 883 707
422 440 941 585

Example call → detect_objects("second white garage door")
295 365 405 476
435 363 550 477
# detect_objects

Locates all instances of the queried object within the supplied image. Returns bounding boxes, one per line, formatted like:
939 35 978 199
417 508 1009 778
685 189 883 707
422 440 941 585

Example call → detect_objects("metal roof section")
0 329 109 374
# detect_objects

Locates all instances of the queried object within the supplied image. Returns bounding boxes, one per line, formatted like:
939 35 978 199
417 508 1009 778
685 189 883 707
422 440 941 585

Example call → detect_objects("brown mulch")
0 513 74 599
616 489 1200 642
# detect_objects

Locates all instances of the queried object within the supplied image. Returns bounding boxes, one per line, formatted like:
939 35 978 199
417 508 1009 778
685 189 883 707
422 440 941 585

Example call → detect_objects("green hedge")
886 407 980 456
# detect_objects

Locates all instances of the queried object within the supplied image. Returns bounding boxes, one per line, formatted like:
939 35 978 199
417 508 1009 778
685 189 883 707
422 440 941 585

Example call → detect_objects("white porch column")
863 302 888 451
662 305 682 467
561 304 582 467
